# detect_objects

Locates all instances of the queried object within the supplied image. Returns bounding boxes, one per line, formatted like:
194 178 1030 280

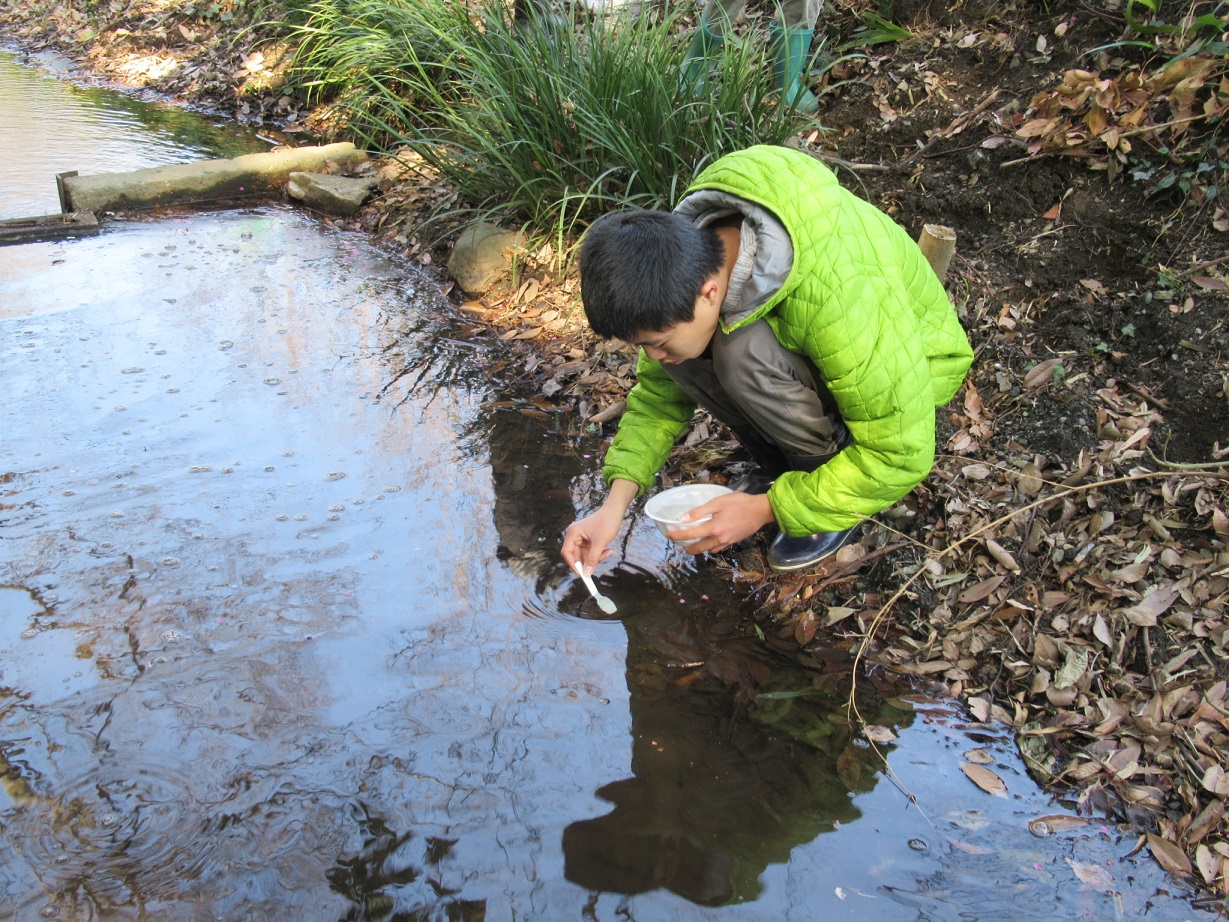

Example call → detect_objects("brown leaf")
1187 800 1225 846
824 605 857 625
1201 764 1229 797
961 762 1008 797
1029 814 1091 836
1109 560 1151 583
897 659 955 675
1053 644 1089 690
1147 833 1193 876
794 612 817 646
836 746 866 790
1118 582 1181 627
947 836 997 855
1023 358 1063 388
958 575 1007 604
1017 116 1060 138
1016 462 1045 496
1196 845 1221 885
985 538 1020 572
833 542 868 566
1067 858 1114 888
1214 508 1229 537
864 724 897 744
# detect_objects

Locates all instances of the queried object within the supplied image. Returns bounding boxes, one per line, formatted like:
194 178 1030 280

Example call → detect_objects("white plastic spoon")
574 561 618 614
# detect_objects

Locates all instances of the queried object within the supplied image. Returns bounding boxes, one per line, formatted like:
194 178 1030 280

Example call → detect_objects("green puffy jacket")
603 145 974 536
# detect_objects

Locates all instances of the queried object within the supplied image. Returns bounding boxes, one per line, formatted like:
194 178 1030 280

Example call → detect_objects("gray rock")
286 171 379 216
447 222 525 295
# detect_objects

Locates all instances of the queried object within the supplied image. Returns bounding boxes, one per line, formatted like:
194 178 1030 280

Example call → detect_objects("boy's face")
629 280 721 365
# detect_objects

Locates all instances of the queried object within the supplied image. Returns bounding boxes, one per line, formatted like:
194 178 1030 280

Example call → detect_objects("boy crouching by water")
561 144 974 575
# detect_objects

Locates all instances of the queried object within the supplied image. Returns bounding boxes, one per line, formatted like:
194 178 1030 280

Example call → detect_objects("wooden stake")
917 223 957 282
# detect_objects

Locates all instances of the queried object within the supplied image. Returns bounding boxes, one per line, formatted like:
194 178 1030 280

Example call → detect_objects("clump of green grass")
287 0 834 246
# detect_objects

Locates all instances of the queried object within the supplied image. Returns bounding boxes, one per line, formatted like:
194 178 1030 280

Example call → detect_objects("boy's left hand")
668 492 775 554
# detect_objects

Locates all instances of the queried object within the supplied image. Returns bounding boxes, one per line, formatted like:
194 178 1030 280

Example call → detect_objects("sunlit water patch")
0 47 268 219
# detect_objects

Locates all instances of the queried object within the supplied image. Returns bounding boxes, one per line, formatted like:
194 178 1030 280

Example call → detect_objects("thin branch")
899 88 1002 165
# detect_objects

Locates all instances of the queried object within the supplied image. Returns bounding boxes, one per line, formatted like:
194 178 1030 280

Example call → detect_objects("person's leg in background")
681 0 824 111
770 0 823 110
679 0 743 90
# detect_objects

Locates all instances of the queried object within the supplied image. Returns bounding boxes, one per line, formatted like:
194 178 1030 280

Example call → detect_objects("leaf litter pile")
3 0 1229 903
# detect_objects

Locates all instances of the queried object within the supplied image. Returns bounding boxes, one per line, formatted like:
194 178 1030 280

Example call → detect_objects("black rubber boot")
726 425 788 494
767 525 858 572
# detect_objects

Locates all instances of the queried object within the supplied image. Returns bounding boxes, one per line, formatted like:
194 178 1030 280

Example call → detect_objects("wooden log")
588 399 626 425
917 223 957 282
0 211 99 246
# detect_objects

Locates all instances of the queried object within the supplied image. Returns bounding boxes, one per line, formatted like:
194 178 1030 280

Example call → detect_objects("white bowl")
643 484 734 545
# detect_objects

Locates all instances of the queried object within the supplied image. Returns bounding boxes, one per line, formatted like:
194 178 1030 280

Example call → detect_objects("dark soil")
808 1 1228 464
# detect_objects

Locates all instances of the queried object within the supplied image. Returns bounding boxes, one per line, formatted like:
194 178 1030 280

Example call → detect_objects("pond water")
0 47 1210 920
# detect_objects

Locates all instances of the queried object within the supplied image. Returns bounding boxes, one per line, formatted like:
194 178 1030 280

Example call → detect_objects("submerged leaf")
1066 858 1114 888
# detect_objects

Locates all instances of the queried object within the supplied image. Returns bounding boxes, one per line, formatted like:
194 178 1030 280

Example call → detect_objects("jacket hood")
673 189 794 329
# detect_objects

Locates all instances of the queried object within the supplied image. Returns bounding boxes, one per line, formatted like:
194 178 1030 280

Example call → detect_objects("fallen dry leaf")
1118 582 1181 627
1148 833 1193 876
1196 844 1222 885
958 575 1007 604
1024 358 1063 388
961 762 1008 797
1066 858 1114 888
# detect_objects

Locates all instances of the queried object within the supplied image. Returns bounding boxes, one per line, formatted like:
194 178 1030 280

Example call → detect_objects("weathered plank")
0 211 100 245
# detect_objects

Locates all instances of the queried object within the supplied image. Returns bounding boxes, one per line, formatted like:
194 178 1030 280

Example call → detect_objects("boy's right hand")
561 506 622 573
561 478 639 573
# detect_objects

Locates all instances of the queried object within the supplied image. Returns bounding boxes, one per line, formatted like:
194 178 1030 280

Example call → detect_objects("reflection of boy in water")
561 145 973 574
563 606 904 904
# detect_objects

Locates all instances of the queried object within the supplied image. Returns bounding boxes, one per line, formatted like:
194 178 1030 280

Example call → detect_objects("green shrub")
287 0 831 244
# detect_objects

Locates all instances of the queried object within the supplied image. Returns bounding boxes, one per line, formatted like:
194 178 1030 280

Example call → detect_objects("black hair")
578 210 725 342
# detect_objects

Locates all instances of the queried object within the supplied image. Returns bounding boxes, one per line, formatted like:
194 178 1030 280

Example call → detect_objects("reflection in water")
327 803 487 922
456 405 916 907
483 406 594 583
552 567 908 906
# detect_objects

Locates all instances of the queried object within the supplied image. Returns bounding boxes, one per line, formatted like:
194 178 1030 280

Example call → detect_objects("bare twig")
899 88 1002 165
1146 446 1229 471
1175 251 1229 278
